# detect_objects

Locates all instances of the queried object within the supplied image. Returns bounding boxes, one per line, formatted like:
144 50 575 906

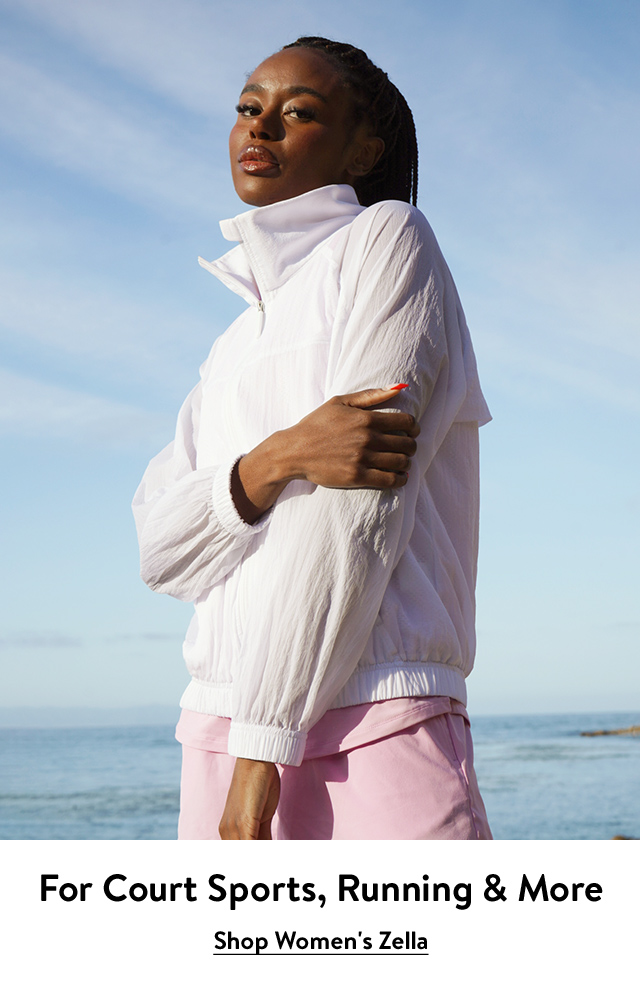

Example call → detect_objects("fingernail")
388 383 408 390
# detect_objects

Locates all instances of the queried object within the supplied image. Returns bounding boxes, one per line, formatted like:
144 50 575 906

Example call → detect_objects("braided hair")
282 37 418 207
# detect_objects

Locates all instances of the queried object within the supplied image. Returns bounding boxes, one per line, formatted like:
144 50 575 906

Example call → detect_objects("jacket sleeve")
227 201 480 765
132 352 273 603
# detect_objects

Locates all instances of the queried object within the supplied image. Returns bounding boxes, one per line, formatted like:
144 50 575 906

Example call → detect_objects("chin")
238 190 283 207
232 180 278 208
231 172 332 208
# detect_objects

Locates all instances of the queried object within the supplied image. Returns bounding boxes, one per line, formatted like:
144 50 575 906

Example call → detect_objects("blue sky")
0 0 638 716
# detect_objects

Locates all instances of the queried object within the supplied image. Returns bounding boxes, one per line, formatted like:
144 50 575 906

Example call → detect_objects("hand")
233 386 420 524
284 386 420 490
219 758 281 840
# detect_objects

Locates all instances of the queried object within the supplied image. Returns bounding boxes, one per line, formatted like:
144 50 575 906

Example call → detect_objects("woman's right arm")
133 379 418 603
232 385 418 524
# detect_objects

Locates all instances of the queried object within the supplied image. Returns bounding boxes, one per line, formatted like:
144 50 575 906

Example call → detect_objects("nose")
248 107 284 142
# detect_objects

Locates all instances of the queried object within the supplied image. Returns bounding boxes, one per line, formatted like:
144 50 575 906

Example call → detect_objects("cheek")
292 132 335 173
229 121 244 156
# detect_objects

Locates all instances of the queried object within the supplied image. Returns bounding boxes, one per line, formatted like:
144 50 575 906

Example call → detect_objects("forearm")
232 431 295 525
218 758 280 840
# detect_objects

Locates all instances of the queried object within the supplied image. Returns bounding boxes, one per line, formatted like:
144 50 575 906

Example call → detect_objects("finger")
368 433 418 456
363 451 413 474
353 468 410 490
338 384 408 409
369 410 420 437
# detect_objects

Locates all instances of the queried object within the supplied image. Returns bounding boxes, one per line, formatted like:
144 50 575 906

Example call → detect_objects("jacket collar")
198 184 364 304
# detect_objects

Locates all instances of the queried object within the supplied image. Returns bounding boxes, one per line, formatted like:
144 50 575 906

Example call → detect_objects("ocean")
0 711 637 840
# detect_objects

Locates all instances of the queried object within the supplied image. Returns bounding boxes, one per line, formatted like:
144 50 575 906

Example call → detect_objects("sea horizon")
1 708 638 840
1 704 637 729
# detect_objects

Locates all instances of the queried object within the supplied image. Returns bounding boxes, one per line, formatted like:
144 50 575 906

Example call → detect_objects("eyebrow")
240 83 328 103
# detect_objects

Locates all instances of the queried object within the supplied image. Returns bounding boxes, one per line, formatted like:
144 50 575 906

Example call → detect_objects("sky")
0 0 638 718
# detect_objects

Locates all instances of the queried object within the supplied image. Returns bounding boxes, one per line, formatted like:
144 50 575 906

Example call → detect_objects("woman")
133 37 492 840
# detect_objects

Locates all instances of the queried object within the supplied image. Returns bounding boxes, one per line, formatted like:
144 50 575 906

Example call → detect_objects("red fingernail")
389 383 408 390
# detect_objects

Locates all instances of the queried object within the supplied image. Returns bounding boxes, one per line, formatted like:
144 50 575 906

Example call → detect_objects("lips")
238 145 279 174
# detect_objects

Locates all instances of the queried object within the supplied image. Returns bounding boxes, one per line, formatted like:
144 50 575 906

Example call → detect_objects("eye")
235 102 260 116
284 105 316 121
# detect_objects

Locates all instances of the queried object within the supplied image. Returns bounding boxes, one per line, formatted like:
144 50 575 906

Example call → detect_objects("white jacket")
133 184 491 766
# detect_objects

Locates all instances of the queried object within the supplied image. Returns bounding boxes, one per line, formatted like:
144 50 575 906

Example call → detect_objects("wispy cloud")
0 261 221 386
103 633 184 642
0 50 225 217
0 631 185 649
1 0 638 418
476 325 640 414
3 0 310 116
0 632 82 649
0 368 174 447
504 250 640 365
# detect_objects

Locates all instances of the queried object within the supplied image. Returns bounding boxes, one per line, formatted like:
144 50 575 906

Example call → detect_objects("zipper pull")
255 299 266 337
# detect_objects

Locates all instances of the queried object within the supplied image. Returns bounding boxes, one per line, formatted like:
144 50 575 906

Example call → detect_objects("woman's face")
229 48 381 207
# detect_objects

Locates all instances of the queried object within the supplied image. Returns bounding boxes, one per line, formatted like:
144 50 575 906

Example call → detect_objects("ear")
346 135 385 178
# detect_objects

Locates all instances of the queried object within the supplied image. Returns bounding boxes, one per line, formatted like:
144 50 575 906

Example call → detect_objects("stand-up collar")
198 185 364 304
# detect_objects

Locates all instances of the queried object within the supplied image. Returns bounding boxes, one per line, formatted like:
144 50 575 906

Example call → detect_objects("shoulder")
348 199 442 260
359 199 435 236
340 199 446 285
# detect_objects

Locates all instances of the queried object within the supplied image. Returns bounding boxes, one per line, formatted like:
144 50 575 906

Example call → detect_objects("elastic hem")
211 456 274 537
228 723 307 767
179 663 467 756
331 663 467 709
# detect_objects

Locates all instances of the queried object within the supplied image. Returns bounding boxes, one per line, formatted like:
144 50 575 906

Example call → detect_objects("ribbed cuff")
211 457 273 536
228 722 307 767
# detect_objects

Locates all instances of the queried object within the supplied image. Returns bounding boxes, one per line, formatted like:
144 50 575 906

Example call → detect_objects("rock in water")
580 725 640 737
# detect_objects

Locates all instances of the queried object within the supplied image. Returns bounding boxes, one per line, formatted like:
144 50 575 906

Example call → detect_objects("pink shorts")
177 711 492 840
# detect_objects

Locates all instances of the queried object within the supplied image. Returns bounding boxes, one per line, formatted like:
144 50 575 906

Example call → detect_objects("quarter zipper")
256 299 266 335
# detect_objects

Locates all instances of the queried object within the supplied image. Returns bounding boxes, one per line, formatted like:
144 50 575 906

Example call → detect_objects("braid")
282 37 418 207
